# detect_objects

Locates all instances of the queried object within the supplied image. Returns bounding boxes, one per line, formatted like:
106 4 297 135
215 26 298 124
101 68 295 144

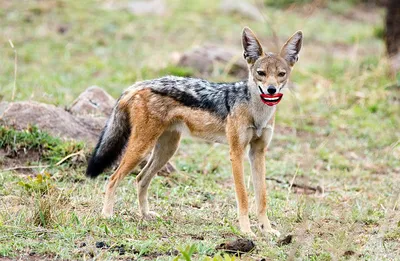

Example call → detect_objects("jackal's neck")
246 79 276 129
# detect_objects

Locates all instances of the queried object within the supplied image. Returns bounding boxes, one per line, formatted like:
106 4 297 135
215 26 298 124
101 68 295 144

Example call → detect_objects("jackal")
87 27 303 237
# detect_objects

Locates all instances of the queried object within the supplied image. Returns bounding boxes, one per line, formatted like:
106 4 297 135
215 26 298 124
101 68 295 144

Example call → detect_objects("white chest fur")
249 96 276 137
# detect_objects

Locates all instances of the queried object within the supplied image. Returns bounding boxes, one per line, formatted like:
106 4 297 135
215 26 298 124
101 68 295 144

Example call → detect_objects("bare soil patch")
0 149 42 175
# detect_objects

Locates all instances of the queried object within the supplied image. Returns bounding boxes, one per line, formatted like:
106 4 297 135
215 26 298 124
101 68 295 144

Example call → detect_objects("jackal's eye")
278 71 286 77
257 70 266 77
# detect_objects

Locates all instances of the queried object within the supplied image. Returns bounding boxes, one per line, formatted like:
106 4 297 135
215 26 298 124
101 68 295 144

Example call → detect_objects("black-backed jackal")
87 27 303 237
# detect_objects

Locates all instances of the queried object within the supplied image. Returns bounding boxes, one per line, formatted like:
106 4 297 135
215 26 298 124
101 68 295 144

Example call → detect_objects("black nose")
267 86 276 94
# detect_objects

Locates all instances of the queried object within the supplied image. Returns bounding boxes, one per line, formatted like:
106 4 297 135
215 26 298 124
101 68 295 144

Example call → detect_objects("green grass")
1 0 399 260
0 126 85 165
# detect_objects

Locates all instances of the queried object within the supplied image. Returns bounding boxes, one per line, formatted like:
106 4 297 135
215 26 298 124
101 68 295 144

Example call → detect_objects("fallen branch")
53 151 84 166
266 177 323 194
0 165 50 172
0 150 85 173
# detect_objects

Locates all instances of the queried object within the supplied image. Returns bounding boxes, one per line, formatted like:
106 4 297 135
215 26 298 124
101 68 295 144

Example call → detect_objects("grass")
0 126 85 165
0 0 399 260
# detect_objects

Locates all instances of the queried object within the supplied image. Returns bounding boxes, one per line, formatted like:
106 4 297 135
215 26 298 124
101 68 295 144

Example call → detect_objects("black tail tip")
86 157 105 179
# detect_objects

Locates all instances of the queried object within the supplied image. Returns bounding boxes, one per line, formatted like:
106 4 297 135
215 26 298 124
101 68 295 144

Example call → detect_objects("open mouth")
258 86 283 106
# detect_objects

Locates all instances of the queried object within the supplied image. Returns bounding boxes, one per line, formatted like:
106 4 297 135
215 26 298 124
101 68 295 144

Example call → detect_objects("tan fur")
103 90 279 236
251 55 291 87
100 28 302 238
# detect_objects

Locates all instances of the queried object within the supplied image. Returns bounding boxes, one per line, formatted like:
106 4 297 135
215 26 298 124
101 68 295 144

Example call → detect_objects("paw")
141 211 160 220
260 225 281 237
240 225 256 238
258 216 280 238
101 208 113 218
268 228 281 237
243 230 257 238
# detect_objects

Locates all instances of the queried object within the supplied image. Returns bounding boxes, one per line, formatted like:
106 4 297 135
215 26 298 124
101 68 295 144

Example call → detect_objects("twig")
266 177 322 193
8 39 18 101
0 165 50 172
288 168 299 192
0 150 85 173
286 167 299 201
53 151 84 166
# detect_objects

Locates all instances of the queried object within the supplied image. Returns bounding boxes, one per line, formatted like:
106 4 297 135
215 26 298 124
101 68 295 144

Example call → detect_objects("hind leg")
102 129 162 217
136 130 181 219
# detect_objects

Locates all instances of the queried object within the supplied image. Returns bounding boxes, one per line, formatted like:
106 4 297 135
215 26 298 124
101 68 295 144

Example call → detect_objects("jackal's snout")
266 85 276 94
257 84 277 95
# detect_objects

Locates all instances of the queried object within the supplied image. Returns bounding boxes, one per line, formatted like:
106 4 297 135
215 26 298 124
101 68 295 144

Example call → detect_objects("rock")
127 0 166 16
0 87 176 176
103 0 167 16
95 241 109 249
343 250 356 257
216 238 255 255
178 44 248 78
220 0 265 22
0 101 101 144
69 86 115 116
110 245 126 255
118 246 125 255
0 86 114 144
277 234 293 246
0 101 8 116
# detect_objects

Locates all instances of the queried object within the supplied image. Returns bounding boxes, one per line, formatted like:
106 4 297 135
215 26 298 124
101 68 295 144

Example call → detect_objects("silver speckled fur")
126 76 251 119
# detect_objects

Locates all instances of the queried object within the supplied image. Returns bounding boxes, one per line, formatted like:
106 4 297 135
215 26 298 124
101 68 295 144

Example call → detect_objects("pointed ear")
280 31 303 67
242 27 263 64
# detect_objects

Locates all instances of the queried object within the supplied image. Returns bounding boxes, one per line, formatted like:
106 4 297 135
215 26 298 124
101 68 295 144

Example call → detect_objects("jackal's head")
242 27 303 106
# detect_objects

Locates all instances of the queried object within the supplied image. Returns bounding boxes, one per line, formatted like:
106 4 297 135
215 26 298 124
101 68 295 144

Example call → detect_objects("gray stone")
103 0 167 16
0 87 176 175
69 86 115 117
0 101 8 116
0 101 101 144
178 44 248 78
127 0 166 16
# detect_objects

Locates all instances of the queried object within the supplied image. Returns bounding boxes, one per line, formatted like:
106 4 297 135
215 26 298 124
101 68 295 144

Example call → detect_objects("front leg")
249 132 280 237
227 116 253 235
230 146 253 235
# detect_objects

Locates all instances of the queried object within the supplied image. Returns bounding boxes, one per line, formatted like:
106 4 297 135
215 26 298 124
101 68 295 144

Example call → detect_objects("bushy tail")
86 104 131 178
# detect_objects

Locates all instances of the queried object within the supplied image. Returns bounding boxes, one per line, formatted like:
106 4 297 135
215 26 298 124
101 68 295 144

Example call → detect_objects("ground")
0 0 399 260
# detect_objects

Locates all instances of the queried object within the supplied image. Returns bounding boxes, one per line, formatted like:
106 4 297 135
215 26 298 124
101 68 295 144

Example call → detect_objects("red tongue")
260 93 283 106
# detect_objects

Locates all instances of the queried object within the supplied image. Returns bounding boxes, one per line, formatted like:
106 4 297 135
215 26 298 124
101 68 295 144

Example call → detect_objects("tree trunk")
386 0 400 73
385 0 400 56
